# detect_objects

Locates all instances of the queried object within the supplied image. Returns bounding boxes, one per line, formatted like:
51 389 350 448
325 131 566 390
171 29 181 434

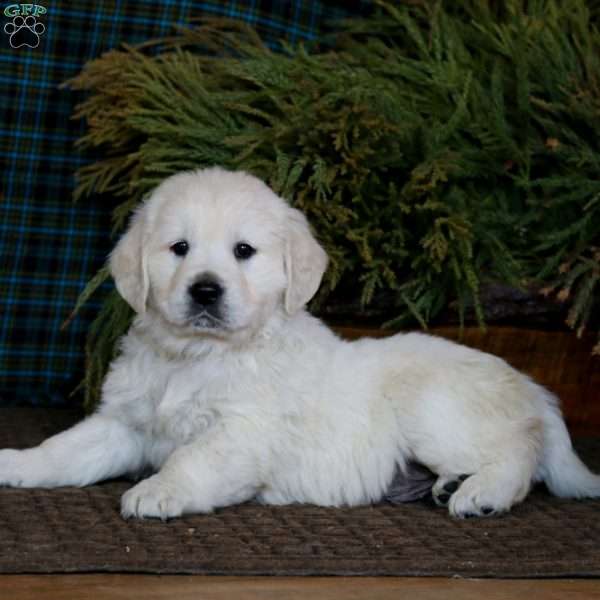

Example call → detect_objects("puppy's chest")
149 357 268 444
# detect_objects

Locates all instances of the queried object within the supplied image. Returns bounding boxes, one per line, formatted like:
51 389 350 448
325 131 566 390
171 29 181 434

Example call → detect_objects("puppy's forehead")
149 169 286 236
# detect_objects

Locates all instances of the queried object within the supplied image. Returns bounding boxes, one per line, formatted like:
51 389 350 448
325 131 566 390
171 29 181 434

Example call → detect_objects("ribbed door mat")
1 407 599 577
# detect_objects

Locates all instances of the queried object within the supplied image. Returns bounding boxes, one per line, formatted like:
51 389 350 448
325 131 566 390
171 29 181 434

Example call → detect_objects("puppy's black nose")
189 279 223 307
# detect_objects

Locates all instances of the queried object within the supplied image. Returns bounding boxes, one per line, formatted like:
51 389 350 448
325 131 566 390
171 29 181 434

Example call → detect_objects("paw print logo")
4 15 45 48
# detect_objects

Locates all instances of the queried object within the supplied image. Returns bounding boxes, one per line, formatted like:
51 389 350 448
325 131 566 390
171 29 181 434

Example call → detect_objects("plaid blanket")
0 0 369 404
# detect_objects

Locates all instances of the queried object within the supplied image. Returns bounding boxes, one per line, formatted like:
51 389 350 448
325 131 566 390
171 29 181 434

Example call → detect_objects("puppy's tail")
539 392 600 498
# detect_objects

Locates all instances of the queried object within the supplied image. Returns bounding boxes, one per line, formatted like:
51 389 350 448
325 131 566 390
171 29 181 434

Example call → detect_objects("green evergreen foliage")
67 2 600 410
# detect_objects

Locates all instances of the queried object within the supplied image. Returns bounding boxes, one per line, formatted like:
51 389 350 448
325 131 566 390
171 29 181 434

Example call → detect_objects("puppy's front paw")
121 475 186 521
0 449 26 486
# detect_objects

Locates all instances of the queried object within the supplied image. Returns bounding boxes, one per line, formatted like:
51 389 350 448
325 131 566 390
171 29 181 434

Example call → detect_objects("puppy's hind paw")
448 474 510 519
432 474 470 507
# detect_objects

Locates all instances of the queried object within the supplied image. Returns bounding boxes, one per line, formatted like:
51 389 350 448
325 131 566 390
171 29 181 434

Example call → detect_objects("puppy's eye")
170 240 189 257
233 242 256 260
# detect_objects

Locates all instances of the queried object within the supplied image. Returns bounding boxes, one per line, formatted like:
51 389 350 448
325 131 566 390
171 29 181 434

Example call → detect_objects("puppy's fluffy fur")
2 167 599 519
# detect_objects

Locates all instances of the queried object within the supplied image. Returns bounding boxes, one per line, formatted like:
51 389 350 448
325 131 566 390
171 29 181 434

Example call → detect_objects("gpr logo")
3 4 46 48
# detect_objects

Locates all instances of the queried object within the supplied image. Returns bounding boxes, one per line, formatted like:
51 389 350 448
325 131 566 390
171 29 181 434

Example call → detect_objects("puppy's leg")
448 420 542 518
0 415 146 488
121 428 259 520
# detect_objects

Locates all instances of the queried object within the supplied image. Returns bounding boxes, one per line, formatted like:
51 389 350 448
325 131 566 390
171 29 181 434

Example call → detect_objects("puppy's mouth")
186 310 228 331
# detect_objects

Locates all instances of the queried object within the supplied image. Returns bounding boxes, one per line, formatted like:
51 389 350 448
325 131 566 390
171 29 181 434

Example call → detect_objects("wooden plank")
1 575 599 600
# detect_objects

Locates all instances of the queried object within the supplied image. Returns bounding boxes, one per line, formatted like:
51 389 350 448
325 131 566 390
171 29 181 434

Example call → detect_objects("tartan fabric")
0 0 370 404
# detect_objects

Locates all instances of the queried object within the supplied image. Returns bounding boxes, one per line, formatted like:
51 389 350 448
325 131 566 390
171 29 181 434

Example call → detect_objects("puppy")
1 167 599 520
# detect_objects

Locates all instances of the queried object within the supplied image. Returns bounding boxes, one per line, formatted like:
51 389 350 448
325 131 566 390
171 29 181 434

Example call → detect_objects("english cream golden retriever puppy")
2 167 599 520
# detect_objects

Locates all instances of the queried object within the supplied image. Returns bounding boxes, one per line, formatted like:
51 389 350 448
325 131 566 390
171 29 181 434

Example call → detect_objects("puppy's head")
109 167 328 338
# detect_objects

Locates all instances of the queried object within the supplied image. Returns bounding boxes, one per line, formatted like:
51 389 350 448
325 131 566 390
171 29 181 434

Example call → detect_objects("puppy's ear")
109 207 150 315
284 208 328 315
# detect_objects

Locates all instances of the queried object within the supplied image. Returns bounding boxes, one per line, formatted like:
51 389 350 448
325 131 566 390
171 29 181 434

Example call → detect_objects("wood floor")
2 575 600 600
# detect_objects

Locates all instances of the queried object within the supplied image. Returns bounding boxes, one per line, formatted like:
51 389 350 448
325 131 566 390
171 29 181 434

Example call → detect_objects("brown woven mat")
1 407 599 577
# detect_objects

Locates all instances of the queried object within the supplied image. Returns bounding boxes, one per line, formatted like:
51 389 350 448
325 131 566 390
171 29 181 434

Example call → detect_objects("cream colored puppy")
1 167 599 520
